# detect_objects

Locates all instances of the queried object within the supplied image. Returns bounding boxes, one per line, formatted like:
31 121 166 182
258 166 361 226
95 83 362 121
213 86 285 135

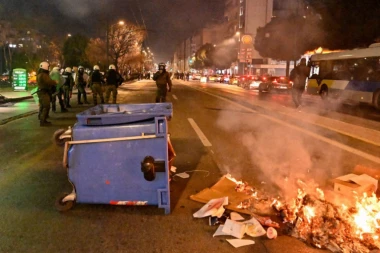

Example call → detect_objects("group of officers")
37 62 124 127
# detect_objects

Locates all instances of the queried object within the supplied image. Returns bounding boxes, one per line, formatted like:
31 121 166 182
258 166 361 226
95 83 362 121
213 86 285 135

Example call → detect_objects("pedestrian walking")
75 65 89 104
153 63 172 103
105 64 123 104
37 62 56 126
49 67 68 113
290 58 310 108
89 65 105 105
62 67 74 108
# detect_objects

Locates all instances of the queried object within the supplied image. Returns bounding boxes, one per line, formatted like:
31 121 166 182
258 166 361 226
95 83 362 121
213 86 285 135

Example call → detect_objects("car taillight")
273 79 278 83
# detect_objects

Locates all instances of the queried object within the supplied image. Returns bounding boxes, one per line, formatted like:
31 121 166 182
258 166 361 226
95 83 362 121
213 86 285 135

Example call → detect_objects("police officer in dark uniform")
62 67 74 108
89 65 105 105
153 63 172 102
37 61 56 126
105 64 123 104
76 65 89 104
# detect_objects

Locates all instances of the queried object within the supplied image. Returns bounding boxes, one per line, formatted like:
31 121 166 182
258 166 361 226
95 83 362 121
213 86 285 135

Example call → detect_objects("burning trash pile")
271 188 380 253
191 173 380 252
229 175 380 253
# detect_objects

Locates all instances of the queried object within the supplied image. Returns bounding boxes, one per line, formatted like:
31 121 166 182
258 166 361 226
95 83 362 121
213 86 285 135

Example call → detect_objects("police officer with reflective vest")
49 66 67 113
75 65 89 104
37 62 56 126
153 63 172 102
105 64 123 104
62 67 74 108
89 65 105 105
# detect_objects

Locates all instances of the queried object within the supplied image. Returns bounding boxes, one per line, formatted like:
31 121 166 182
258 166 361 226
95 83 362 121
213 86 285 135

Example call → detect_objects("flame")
303 206 315 223
352 193 380 238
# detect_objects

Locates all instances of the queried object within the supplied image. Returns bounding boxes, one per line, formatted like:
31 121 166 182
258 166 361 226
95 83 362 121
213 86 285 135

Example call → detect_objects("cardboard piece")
332 173 377 197
190 176 254 215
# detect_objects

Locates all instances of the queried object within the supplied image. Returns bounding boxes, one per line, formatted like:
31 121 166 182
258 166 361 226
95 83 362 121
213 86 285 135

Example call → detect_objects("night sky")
1 0 225 63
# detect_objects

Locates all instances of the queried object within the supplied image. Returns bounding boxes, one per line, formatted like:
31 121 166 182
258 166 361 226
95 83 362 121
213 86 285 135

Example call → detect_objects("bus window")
332 60 352 80
310 62 320 77
319 61 333 79
367 57 380 81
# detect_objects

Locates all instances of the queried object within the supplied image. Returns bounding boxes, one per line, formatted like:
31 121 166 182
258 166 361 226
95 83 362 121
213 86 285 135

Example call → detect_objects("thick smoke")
216 102 344 200
53 0 104 19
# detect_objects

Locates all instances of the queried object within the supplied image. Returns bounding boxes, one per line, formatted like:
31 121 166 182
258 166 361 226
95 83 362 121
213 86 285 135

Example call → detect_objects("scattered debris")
267 227 278 239
193 197 228 218
226 239 255 248
230 212 245 221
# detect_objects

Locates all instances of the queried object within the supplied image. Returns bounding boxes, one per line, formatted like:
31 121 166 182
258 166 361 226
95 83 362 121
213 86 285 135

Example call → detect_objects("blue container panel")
76 103 173 126
68 137 169 206
72 118 167 141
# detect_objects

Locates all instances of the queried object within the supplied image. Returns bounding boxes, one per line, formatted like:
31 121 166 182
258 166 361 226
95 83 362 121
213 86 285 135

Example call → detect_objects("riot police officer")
37 62 56 126
153 63 172 102
89 65 105 105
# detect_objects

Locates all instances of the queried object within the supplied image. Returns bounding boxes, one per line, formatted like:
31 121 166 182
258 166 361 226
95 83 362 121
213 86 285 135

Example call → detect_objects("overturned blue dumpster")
55 103 175 214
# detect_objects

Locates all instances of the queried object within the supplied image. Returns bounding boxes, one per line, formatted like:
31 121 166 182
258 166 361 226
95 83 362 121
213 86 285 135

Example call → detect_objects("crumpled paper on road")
193 197 228 218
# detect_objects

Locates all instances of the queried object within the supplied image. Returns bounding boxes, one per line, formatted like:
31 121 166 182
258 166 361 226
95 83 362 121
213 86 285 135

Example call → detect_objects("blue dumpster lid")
76 103 173 126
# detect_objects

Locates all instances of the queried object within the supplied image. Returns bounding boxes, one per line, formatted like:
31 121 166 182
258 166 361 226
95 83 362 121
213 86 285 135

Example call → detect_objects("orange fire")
228 173 380 250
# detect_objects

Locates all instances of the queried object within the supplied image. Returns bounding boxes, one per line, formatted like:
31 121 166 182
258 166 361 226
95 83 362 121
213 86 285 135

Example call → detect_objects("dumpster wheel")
53 129 68 147
55 193 75 212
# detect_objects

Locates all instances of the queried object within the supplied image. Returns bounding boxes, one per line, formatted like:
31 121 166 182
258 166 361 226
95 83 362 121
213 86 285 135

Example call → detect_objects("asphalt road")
1 79 379 253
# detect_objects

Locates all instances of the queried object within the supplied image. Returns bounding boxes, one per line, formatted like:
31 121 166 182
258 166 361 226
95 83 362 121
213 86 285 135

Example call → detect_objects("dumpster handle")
63 141 70 168
67 134 158 145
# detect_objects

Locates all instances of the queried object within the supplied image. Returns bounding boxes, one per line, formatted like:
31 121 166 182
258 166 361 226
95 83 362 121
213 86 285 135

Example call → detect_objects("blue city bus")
306 44 380 109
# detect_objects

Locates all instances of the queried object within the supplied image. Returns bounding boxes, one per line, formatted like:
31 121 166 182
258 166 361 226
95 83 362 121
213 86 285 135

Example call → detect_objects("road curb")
0 110 38 125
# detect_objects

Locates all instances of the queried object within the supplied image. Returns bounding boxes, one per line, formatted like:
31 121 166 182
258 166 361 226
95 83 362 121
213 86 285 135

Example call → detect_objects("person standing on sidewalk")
62 67 74 108
37 62 56 126
75 66 89 104
89 65 105 105
49 67 68 113
290 58 310 108
153 63 172 103
105 64 123 104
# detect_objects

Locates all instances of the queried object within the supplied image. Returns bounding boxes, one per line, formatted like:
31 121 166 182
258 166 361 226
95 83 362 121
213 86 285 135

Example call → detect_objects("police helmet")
65 67 72 73
158 63 166 70
39 61 50 71
52 66 60 71
93 65 100 70
78 65 84 69
109 64 116 70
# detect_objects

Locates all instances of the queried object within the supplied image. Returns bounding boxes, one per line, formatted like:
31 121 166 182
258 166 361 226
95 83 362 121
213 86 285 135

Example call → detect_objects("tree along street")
1 79 379 252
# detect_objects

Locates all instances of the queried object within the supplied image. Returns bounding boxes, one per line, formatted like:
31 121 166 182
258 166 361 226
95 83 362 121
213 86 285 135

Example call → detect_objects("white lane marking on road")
187 86 380 164
188 118 212 147
172 94 178 100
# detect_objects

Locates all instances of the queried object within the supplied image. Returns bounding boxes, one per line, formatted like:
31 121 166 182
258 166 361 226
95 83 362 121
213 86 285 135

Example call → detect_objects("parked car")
229 75 240 85
208 75 221 82
192 73 201 80
220 75 230 84
238 75 257 89
268 76 293 92
249 76 272 92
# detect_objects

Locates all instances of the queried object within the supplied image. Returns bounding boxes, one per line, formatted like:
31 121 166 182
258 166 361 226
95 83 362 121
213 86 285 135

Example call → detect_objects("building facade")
172 0 304 76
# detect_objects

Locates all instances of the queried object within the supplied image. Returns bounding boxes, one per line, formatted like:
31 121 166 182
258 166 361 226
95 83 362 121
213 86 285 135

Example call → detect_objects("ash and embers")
229 175 380 253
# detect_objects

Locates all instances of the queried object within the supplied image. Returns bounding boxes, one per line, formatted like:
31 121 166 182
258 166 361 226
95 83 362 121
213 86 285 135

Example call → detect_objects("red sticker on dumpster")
109 201 148 206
